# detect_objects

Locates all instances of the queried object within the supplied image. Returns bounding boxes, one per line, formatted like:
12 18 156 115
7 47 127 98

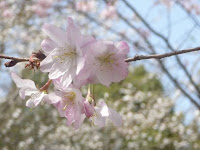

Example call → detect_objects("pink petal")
94 113 106 128
110 60 128 83
66 105 74 126
42 23 67 47
84 100 94 117
95 63 113 87
73 114 85 130
45 91 64 104
66 17 82 49
40 54 54 72
115 41 130 57
79 35 96 55
41 38 58 55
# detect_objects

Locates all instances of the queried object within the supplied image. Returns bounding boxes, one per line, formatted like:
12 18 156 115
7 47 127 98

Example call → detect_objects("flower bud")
5 60 18 67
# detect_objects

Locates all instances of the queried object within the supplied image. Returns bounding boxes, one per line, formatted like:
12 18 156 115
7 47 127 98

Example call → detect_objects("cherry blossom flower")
45 87 85 129
11 72 46 108
75 40 129 87
3 9 13 18
40 17 95 89
31 0 54 17
91 100 122 127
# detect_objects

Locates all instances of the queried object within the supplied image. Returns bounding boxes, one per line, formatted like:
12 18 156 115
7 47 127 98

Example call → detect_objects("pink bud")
84 100 94 118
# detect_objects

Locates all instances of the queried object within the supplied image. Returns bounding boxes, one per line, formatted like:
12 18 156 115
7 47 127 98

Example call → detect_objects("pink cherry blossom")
92 100 122 127
3 9 13 18
11 72 46 108
75 40 129 87
31 0 54 17
40 17 94 89
45 87 85 129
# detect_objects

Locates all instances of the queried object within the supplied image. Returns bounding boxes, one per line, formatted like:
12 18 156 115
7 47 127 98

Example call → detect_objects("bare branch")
0 54 29 62
125 47 200 62
121 0 200 97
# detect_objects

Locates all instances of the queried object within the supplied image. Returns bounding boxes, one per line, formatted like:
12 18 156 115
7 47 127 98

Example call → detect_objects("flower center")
53 45 76 63
65 91 76 102
63 91 76 110
98 53 115 65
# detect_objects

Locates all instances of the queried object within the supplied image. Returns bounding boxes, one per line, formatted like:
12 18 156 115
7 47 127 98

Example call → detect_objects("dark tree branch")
0 54 29 62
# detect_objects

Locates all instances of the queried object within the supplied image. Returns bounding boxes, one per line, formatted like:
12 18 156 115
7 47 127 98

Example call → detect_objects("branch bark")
1 46 200 64
0 54 29 62
125 46 200 62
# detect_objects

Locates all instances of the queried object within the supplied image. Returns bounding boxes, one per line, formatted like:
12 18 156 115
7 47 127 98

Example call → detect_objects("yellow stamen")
64 92 76 102
63 104 68 110
98 53 115 64
42 90 47 94
53 51 76 61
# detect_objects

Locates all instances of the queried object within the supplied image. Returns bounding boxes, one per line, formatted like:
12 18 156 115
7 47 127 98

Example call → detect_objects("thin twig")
125 46 200 62
122 0 200 95
0 54 29 62
1 47 200 64
40 79 52 91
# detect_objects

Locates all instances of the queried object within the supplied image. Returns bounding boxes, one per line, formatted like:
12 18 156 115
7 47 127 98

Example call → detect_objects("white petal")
59 74 73 90
99 101 109 117
76 56 85 74
48 63 66 79
19 87 38 99
108 108 122 127
26 92 45 108
11 72 37 89
94 115 106 128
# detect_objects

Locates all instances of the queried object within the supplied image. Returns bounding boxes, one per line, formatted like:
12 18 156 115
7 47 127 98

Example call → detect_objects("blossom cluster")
31 0 54 18
11 17 129 129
